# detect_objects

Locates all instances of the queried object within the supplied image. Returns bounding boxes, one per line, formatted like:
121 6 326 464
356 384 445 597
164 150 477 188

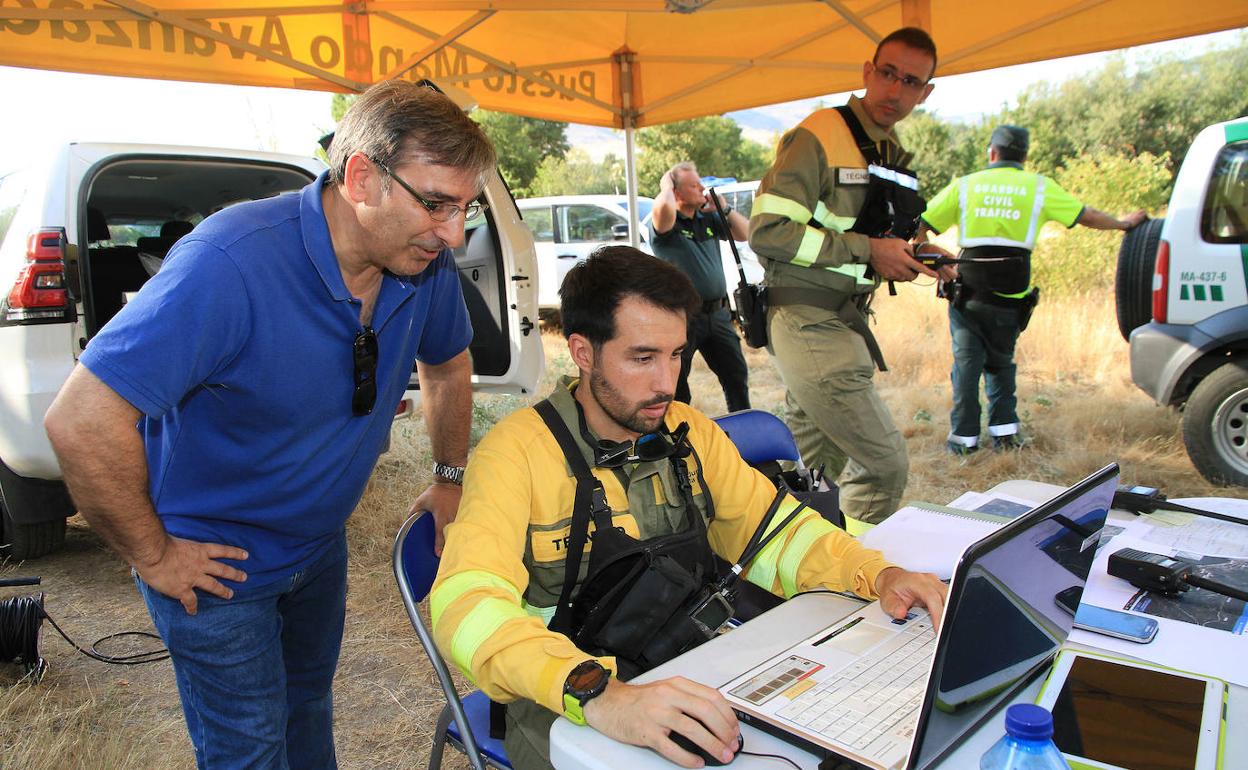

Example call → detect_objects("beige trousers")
767 300 908 527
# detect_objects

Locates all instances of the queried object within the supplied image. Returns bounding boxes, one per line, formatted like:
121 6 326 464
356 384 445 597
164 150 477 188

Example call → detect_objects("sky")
0 28 1241 176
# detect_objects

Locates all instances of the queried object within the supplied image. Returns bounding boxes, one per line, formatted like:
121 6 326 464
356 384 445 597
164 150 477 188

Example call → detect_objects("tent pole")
625 123 639 248
615 48 641 248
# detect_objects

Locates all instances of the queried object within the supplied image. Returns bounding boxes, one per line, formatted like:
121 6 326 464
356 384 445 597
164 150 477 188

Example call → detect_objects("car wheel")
1 498 67 560
1182 360 1248 486
1115 217 1164 341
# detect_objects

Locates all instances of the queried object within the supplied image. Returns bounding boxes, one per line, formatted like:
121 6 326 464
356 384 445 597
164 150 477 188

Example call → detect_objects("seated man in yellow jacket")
432 246 946 770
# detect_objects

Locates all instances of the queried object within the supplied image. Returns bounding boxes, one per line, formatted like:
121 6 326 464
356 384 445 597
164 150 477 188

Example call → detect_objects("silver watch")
432 461 466 485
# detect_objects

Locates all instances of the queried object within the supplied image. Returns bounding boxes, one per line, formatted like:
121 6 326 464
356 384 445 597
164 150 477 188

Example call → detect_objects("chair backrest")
393 511 489 770
711 409 802 467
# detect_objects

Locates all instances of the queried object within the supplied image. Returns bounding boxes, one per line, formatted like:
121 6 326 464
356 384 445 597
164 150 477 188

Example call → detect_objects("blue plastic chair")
711 409 804 469
393 511 511 770
712 408 844 532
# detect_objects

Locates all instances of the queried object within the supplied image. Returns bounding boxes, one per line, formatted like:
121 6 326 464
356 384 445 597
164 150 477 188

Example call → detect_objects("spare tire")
1115 217 1164 340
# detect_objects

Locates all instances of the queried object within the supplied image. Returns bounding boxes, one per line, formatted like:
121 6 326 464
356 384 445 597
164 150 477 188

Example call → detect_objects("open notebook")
859 503 1019 579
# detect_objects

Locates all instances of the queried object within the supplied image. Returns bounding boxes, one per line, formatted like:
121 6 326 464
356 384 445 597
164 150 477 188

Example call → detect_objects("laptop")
720 463 1119 770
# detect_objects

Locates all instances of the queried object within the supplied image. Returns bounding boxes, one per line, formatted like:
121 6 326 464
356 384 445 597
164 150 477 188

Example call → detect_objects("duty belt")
700 297 729 314
767 286 887 371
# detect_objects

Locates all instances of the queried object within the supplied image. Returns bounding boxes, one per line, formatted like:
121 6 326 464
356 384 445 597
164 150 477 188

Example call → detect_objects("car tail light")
2 228 72 324
1151 239 1170 324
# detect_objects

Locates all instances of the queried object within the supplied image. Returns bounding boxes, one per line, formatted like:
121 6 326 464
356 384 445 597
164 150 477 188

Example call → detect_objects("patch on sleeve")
837 167 869 185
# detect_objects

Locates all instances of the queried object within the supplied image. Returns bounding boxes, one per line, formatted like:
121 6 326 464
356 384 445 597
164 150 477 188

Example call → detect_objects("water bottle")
979 703 1071 770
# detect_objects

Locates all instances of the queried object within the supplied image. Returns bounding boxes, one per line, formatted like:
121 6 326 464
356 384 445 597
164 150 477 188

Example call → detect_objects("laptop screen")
908 465 1118 769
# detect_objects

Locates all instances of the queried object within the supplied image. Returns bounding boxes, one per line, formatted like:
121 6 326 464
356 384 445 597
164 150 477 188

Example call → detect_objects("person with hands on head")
44 80 490 769
748 27 943 535
651 162 752 413
431 246 946 770
917 124 1148 455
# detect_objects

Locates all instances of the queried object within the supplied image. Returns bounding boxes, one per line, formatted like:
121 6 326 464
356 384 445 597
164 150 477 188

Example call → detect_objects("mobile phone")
1054 585 1159 643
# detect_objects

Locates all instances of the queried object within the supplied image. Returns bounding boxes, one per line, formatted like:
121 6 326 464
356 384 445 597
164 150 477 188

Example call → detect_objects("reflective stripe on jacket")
922 163 1084 251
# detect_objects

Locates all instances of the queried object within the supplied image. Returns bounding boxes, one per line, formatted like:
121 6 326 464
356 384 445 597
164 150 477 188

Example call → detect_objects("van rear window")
1202 141 1248 245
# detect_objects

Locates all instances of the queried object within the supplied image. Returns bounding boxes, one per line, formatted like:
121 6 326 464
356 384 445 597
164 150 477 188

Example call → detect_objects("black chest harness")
767 105 927 372
837 104 925 243
533 397 813 679
535 399 724 678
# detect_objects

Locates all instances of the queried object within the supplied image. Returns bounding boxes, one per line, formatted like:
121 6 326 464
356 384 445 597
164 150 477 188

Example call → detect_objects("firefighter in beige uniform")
748 27 948 532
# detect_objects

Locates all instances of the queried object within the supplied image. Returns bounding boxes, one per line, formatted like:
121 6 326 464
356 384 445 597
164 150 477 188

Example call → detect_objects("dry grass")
1 287 1242 769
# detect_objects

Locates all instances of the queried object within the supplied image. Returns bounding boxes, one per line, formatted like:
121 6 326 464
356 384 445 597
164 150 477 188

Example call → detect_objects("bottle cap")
1004 703 1054 741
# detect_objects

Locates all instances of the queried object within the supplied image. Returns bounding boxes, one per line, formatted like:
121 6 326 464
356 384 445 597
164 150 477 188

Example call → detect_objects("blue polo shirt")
81 171 472 591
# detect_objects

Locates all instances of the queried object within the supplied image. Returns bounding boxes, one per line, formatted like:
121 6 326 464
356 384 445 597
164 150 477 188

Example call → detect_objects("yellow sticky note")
783 678 817 699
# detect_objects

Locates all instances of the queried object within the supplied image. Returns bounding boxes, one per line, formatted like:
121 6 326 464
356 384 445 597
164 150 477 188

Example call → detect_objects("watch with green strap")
562 660 611 726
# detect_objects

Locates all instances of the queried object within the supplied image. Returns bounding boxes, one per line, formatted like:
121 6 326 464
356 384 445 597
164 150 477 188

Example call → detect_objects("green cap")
989 125 1030 154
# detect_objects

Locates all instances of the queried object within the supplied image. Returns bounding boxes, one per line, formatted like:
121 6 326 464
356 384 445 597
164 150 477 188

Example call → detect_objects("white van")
516 195 654 312
1119 116 1248 485
0 128 542 558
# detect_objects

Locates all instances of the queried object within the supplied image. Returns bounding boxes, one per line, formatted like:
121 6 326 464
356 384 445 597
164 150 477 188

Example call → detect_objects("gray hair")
328 80 496 188
666 161 698 183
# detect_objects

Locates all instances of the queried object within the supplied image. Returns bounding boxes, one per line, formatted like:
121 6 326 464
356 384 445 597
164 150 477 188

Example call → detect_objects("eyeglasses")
593 423 691 468
871 63 929 92
352 327 378 416
370 158 487 222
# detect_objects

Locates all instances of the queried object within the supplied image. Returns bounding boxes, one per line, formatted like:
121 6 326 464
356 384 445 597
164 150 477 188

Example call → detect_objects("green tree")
528 150 626 196
636 116 774 196
899 110 988 199
330 93 353 122
1031 150 1171 294
471 110 569 196
1003 35 1248 179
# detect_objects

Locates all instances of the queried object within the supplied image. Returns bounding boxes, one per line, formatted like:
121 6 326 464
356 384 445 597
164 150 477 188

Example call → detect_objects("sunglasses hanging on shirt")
590 423 693 468
572 399 692 468
351 327 378 416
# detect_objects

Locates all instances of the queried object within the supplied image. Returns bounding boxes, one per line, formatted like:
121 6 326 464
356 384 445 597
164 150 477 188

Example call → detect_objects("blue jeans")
137 531 348 770
949 301 1023 442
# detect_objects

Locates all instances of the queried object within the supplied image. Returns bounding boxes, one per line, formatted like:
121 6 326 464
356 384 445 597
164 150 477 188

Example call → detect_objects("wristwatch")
432 461 466 485
562 660 611 726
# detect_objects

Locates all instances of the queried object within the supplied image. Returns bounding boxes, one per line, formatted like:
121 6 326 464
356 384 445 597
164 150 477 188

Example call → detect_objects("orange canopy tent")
2 0 1244 129
4 0 1243 237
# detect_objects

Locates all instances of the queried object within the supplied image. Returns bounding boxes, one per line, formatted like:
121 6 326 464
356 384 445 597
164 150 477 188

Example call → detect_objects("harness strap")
835 105 913 168
534 399 611 632
835 105 883 166
767 286 888 371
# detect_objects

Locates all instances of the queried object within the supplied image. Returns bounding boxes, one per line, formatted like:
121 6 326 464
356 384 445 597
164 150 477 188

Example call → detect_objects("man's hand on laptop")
874 567 948 629
583 676 741 767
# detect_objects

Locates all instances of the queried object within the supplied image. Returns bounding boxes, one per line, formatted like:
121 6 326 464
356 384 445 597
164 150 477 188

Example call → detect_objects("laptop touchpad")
813 611 893 653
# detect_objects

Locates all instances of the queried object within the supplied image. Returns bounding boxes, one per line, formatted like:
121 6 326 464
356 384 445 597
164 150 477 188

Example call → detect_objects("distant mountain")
563 102 815 160
566 123 622 161
725 108 789 131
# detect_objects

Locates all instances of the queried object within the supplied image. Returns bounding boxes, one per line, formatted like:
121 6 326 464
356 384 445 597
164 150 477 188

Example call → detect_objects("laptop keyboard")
776 616 936 765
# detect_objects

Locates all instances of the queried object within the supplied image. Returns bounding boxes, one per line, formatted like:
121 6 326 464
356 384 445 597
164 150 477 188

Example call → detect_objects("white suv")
1119 116 1248 485
516 195 654 312
0 138 541 559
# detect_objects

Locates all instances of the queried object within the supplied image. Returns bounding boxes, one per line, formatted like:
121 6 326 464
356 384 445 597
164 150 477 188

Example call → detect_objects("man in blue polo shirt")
44 81 494 769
